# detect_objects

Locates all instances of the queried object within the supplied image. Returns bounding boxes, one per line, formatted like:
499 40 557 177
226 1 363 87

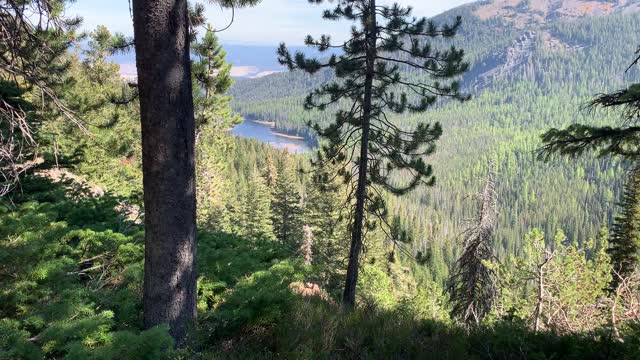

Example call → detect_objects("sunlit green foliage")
271 153 303 246
0 177 173 359
2 2 640 358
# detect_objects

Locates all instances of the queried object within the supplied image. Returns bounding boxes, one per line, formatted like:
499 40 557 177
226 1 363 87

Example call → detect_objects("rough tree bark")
342 0 377 309
131 0 198 345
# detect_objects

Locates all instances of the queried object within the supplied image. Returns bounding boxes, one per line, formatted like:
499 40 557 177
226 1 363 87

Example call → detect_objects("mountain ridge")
471 0 640 27
436 0 640 27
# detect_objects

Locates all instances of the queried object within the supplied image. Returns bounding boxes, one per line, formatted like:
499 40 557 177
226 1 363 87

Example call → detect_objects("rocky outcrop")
475 0 640 28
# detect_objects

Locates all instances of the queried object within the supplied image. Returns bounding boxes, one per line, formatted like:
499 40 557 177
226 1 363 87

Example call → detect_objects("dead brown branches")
0 0 83 195
0 97 33 195
448 160 498 325
608 270 640 342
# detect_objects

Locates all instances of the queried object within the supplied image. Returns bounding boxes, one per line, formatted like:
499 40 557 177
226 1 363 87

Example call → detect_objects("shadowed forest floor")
1 176 639 359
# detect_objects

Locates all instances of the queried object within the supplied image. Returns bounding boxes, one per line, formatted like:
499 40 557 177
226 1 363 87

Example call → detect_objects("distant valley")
228 0 640 270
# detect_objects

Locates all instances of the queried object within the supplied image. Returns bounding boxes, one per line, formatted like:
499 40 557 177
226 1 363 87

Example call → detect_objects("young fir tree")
191 25 241 135
497 229 612 332
271 153 303 246
608 166 640 288
53 26 142 195
303 161 350 289
191 26 241 229
278 0 469 307
263 152 279 190
242 171 275 241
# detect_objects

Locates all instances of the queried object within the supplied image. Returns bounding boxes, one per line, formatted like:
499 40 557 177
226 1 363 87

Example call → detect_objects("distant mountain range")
473 0 640 26
229 0 640 103
110 1 640 79
111 44 339 79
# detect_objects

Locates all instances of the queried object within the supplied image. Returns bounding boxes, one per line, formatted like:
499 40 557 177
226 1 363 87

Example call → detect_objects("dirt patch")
36 168 105 197
36 167 142 223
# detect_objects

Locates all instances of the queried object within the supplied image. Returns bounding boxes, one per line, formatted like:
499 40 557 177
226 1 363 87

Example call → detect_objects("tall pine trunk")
132 0 197 345
343 0 377 308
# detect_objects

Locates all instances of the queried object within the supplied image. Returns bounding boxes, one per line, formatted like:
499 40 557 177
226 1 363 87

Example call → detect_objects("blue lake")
232 120 312 153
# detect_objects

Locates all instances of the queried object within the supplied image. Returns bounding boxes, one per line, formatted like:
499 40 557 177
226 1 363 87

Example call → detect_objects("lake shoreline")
232 119 313 153
253 120 276 127
248 120 306 140
272 131 306 140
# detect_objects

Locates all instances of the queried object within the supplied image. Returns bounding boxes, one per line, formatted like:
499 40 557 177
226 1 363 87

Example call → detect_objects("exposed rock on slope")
475 0 640 28
481 30 537 80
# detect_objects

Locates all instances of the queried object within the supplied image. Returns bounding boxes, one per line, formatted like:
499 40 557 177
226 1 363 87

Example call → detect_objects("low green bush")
2 177 639 359
0 177 169 359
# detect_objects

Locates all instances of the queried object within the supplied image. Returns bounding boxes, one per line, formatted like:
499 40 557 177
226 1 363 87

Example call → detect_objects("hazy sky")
68 0 475 45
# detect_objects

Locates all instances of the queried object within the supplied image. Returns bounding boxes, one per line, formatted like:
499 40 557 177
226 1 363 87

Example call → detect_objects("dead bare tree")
448 160 498 325
533 248 556 332
301 225 313 266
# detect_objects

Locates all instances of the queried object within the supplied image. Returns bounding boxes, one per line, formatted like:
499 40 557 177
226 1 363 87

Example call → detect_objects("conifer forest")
3 0 640 358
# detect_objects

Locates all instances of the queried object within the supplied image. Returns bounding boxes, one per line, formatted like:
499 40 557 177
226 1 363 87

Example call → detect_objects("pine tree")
132 0 198 344
540 83 640 160
608 166 640 289
191 27 241 229
304 161 350 288
271 153 303 246
277 0 469 307
131 0 262 346
242 171 275 241
387 214 413 265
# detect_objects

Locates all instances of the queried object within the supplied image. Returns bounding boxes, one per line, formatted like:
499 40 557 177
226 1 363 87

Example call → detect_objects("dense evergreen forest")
1 0 640 358
230 4 640 283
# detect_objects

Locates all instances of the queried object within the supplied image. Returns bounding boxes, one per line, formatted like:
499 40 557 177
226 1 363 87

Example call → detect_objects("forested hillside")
2 0 640 358
230 1 640 282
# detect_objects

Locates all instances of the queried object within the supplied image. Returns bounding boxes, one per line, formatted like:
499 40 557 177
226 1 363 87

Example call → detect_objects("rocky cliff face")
474 0 640 28
462 0 640 86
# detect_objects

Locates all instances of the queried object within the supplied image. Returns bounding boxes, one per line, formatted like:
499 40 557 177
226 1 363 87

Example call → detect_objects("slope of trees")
1 0 640 358
1 165 639 358
277 0 469 307
230 11 640 285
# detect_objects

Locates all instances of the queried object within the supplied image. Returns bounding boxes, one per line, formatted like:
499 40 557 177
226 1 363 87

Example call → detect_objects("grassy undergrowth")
1 177 639 359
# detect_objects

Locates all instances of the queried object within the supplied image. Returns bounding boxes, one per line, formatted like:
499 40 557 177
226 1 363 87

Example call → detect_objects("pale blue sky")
67 0 475 45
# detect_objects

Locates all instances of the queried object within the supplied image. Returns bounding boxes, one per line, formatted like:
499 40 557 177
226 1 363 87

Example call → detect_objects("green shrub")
199 260 308 344
3 177 639 359
0 178 168 359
